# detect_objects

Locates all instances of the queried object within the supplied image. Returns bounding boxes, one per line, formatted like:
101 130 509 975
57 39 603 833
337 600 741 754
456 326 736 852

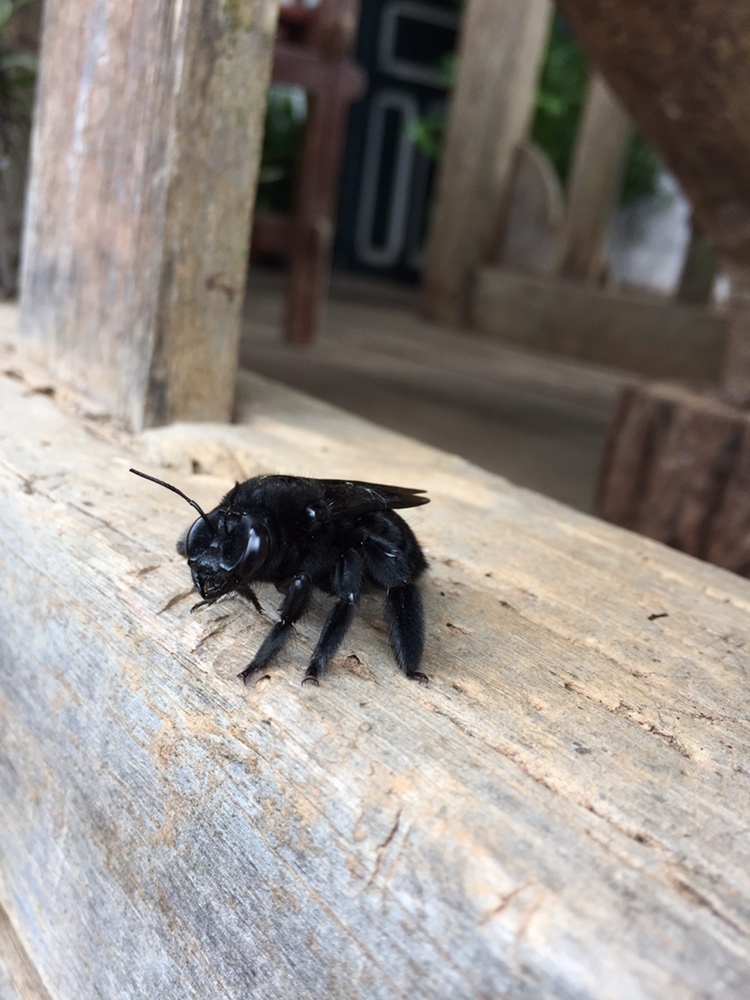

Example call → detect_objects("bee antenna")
129 468 213 528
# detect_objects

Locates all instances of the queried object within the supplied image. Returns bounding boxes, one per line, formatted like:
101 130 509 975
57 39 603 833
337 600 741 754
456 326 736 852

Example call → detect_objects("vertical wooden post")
283 0 365 345
421 0 552 327
558 74 631 282
723 267 750 397
19 0 278 430
675 219 717 305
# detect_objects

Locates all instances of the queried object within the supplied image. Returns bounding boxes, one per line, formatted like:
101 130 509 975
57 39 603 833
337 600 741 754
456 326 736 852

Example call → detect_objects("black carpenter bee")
130 469 430 685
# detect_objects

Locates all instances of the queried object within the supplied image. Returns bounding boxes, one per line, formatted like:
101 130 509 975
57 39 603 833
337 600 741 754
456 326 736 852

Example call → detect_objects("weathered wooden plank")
0 905 52 1000
421 0 552 326
474 266 727 380
2 307 750 997
19 0 278 430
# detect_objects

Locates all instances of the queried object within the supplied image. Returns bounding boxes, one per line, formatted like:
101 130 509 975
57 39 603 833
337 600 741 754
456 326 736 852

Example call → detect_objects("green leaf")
0 0 14 31
0 51 38 73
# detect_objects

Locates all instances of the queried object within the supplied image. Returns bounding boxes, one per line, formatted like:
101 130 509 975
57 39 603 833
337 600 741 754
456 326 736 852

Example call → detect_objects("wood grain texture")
597 382 750 575
421 0 552 326
474 267 727 380
1 309 750 997
18 0 277 429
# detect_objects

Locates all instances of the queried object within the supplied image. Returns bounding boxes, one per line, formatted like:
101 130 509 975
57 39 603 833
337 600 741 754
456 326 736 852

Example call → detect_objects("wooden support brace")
421 0 552 327
474 267 727 380
559 74 631 282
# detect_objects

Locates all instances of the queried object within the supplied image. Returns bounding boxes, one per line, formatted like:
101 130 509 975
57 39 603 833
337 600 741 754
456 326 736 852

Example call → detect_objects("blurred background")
0 1 730 514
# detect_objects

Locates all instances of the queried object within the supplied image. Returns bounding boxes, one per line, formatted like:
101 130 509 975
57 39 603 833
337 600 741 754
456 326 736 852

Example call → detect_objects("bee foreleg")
237 583 265 616
238 573 311 683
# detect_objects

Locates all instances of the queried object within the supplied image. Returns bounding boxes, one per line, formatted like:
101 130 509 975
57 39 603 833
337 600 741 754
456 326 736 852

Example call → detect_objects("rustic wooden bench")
1 304 749 998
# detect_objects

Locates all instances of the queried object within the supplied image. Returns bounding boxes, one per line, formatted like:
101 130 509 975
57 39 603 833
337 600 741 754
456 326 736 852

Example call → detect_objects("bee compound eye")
185 516 212 560
239 523 271 579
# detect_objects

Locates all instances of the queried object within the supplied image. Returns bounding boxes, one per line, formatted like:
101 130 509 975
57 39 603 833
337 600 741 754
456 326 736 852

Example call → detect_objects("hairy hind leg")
384 583 428 682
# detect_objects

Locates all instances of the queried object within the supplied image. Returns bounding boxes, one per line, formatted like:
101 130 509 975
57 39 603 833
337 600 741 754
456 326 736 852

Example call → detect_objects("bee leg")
238 573 311 683
303 551 363 685
237 583 265 616
302 600 356 686
385 583 428 683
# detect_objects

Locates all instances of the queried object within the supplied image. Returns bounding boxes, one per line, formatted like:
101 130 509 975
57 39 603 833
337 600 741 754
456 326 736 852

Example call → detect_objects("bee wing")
320 479 430 519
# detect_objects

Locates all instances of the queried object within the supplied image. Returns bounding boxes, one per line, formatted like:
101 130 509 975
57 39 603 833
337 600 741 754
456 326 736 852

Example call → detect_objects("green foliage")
531 17 660 204
256 85 307 213
620 133 662 205
531 18 588 184
0 0 14 31
0 0 38 132
406 53 455 160
406 110 446 162
407 15 661 206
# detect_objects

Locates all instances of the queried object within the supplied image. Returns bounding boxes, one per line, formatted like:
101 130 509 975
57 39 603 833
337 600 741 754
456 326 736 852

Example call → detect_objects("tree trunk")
555 0 750 270
597 382 750 574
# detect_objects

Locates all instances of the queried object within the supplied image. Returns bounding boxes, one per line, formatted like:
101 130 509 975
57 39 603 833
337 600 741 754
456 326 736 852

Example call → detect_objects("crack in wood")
158 588 196 614
670 877 748 937
135 564 160 577
365 809 403 893
562 680 694 758
479 884 525 925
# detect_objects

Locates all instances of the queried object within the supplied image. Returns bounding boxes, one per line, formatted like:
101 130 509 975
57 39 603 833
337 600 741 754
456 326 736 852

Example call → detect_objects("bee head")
184 509 271 600
130 469 271 601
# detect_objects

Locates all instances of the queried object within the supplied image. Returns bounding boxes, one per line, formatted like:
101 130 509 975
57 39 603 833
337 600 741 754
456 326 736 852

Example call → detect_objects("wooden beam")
724 267 750 395
675 219 718 305
18 0 278 430
421 0 552 326
475 266 727 380
2 306 750 997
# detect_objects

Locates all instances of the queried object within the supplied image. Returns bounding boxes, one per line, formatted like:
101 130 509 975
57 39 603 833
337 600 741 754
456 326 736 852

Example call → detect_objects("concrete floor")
241 271 638 513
